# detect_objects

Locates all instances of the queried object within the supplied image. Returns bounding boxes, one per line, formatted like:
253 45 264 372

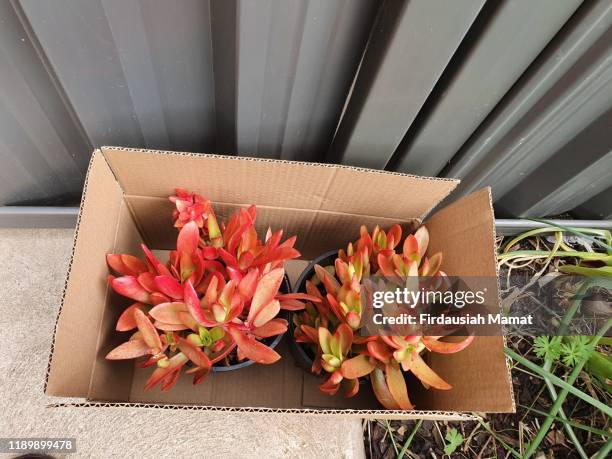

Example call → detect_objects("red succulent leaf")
278 299 306 311
380 335 403 350
201 246 218 260
421 335 474 354
340 355 375 379
144 353 189 391
238 269 259 299
335 323 353 356
154 275 183 300
149 292 171 305
238 251 254 270
406 354 452 390
140 244 172 276
252 299 280 328
376 253 395 277
218 248 239 269
370 367 401 410
276 293 321 303
111 276 150 303
385 361 414 409
403 234 418 258
209 338 237 364
177 221 200 256
326 294 346 324
116 303 142 331
184 280 213 326
422 253 442 276
343 378 360 398
134 308 162 352
160 368 181 391
251 318 288 338
226 266 243 283
154 321 189 331
367 340 393 363
387 224 402 250
191 366 212 385
227 327 281 364
254 247 300 268
178 337 212 369
149 303 187 325
105 339 149 360
106 254 147 276
178 311 198 331
137 272 157 292
277 234 296 249
314 264 340 294
247 268 284 325
297 324 318 343
319 370 343 395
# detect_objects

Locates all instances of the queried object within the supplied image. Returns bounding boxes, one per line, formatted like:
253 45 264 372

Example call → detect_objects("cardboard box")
45 147 514 420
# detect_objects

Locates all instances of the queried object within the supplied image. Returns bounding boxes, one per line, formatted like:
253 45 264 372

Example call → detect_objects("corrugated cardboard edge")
46 402 477 421
100 146 460 221
43 149 103 394
484 188 517 413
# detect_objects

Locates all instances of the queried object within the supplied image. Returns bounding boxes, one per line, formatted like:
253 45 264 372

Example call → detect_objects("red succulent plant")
106 189 318 391
293 224 474 409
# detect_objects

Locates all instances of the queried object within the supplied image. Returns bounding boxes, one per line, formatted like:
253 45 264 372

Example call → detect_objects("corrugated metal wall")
0 0 610 218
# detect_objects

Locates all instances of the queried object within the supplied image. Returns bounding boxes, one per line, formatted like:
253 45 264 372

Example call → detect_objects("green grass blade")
594 438 612 459
397 419 423 459
526 219 612 252
517 404 611 437
504 347 612 418
518 320 612 458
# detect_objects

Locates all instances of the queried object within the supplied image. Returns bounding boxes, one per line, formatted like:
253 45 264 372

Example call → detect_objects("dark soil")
364 233 611 458
365 334 610 458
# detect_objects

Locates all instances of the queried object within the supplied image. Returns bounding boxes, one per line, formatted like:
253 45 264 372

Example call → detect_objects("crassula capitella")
293 224 474 409
105 189 318 391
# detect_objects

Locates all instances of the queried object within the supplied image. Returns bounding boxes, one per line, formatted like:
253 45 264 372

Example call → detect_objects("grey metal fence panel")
0 0 609 219
391 0 582 176
327 0 485 169
442 0 612 204
19 0 218 152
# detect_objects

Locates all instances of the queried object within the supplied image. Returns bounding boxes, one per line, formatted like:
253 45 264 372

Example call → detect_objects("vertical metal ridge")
327 0 485 169
210 0 237 153
390 0 582 176
497 108 612 217
442 0 612 199
11 0 93 156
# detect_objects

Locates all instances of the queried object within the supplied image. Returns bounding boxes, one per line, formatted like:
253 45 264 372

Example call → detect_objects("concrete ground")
0 228 365 459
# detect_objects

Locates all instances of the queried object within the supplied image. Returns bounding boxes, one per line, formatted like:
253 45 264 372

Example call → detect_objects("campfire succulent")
293 224 474 409
106 189 317 391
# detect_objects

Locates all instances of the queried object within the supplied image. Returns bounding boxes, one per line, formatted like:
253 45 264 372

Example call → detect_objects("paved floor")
0 228 365 459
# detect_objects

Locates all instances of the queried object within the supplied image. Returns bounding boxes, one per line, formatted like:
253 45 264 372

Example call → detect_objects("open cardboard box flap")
45 147 514 419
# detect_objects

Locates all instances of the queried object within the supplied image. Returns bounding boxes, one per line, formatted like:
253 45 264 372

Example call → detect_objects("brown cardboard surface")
101 146 458 221
46 151 124 397
422 188 514 412
87 201 145 401
46 147 514 417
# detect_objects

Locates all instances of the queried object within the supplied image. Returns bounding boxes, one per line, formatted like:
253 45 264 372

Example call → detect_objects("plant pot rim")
212 274 291 372
289 250 338 371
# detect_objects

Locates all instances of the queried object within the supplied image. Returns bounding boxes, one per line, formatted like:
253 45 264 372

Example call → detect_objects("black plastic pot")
288 250 338 373
212 274 291 372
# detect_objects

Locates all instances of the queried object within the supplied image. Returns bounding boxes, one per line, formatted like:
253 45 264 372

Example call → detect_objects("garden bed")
365 224 611 458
